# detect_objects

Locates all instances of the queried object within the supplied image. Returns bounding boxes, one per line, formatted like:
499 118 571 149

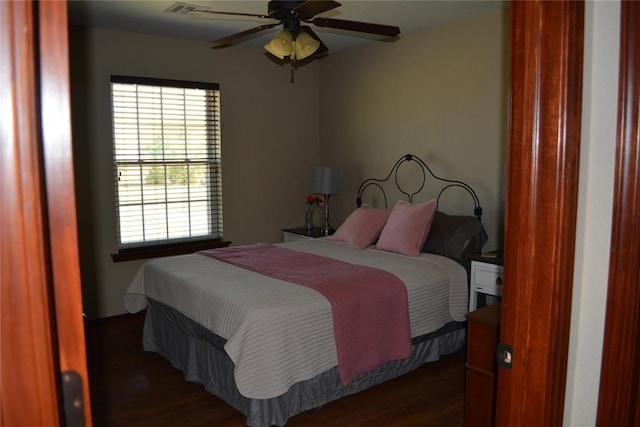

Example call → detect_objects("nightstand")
469 253 504 312
464 302 501 427
282 227 332 243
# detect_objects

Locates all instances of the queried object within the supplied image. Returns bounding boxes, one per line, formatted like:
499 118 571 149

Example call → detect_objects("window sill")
111 238 231 262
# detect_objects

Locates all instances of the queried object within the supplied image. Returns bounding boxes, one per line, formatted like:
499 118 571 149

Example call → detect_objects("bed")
124 153 488 427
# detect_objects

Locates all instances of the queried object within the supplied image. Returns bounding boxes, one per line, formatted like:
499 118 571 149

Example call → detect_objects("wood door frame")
39 0 93 424
1 1 62 424
596 1 640 425
497 1 584 425
1 1 92 425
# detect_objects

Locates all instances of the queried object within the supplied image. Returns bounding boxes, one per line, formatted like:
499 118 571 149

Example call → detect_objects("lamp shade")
294 32 320 60
264 31 293 59
313 166 340 195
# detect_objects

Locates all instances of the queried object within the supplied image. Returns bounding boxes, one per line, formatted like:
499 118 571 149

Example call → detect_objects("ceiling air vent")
165 2 208 15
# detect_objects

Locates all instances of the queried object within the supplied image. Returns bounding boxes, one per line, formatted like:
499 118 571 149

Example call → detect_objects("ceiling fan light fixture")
204 0 401 71
294 32 320 60
264 30 294 59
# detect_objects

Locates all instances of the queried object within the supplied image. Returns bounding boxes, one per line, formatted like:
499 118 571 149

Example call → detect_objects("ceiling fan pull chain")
290 58 300 84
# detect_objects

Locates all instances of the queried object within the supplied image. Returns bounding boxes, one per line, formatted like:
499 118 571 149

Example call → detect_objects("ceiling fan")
189 0 401 61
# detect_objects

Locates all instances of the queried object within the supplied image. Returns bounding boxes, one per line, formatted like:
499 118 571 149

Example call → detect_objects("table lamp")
313 166 340 235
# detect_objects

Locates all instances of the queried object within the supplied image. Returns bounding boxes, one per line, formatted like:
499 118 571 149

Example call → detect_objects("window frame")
109 75 229 262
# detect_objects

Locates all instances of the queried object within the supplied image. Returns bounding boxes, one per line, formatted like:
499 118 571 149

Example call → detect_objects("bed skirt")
142 300 466 427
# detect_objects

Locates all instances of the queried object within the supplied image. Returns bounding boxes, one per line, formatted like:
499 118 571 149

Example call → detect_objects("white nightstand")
469 254 504 312
282 227 332 243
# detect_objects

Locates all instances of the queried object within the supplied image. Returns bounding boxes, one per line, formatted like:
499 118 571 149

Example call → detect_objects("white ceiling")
67 0 506 53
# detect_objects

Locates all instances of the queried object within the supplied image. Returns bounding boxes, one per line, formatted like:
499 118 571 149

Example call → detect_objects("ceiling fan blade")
312 17 400 37
300 26 329 55
211 23 279 48
293 0 341 20
191 9 271 19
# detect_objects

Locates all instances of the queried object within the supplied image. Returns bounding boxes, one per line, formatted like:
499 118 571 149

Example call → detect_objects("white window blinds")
110 76 222 248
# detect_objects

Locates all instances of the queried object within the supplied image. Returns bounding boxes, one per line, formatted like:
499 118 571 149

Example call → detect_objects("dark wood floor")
86 312 466 427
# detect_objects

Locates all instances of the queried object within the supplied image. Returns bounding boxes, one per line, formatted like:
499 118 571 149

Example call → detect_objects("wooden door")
1 1 93 425
496 1 584 425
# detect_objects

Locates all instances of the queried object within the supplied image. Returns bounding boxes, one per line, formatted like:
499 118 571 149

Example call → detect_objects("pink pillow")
375 199 437 257
329 205 391 249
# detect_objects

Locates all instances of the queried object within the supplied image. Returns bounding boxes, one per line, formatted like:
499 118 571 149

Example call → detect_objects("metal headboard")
356 154 483 221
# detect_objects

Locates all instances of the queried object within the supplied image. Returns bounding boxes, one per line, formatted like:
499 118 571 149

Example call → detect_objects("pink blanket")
198 243 412 384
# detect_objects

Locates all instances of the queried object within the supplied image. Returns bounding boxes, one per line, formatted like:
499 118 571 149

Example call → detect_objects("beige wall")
70 9 508 318
318 10 509 252
69 28 320 318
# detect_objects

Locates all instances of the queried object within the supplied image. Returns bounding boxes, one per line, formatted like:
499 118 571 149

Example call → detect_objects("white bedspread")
123 238 468 399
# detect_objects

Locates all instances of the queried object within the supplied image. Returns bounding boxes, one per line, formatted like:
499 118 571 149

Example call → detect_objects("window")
110 76 224 260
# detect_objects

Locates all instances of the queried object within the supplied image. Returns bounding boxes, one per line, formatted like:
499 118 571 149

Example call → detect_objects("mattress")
124 238 468 400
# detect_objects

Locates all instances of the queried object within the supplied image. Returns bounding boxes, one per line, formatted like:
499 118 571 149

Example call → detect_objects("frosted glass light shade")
295 32 320 60
264 31 294 59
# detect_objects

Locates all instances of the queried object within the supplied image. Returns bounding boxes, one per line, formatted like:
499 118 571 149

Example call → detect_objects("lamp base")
320 193 333 236
320 223 333 236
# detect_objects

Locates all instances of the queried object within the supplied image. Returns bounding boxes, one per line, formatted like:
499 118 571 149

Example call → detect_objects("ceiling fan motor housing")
268 1 306 35
268 1 306 19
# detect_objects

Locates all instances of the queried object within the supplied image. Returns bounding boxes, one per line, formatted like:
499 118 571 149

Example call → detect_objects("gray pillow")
422 211 488 261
